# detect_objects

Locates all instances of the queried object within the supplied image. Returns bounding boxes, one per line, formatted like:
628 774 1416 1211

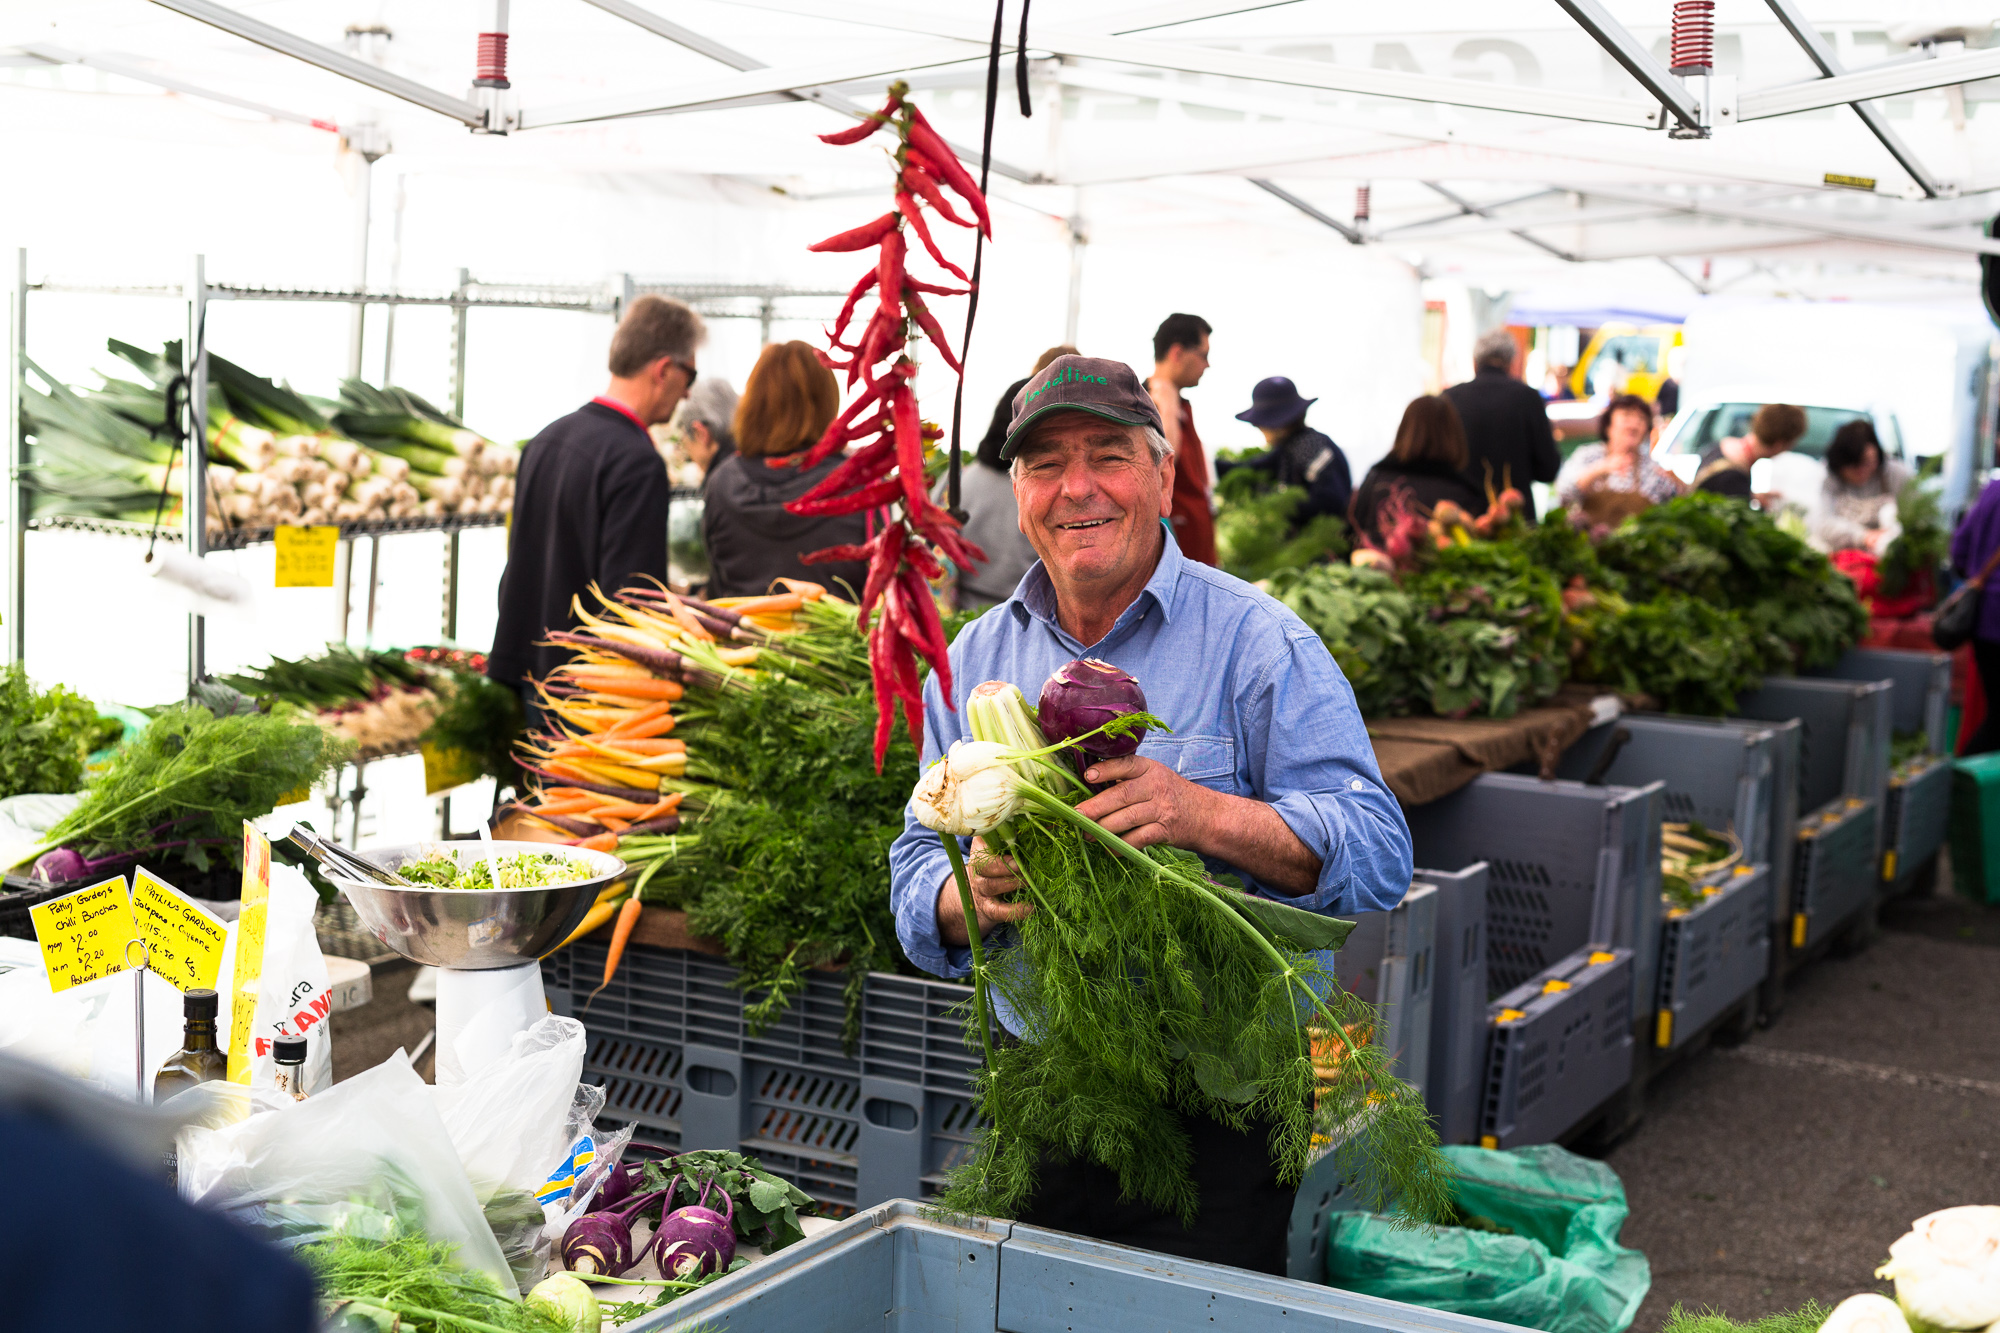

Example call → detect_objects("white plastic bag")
435 1014 603 1290
215 862 332 1095
0 960 189 1099
177 1050 514 1293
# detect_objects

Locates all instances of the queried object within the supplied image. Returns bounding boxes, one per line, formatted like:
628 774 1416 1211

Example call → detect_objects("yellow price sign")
29 875 138 994
422 740 483 795
131 866 228 993
274 524 339 588
229 822 274 1083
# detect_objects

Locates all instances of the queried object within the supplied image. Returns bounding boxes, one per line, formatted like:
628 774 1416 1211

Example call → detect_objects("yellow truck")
1569 323 1683 404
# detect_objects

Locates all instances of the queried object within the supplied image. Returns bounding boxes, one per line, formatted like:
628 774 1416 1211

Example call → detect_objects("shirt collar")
1010 522 1184 647
590 395 649 433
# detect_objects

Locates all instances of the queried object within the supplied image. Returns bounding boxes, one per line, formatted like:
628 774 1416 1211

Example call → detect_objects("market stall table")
1367 688 1616 807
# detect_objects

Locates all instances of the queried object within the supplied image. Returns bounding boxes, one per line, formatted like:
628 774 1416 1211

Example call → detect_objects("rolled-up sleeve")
887 666 974 981
1235 626 1412 915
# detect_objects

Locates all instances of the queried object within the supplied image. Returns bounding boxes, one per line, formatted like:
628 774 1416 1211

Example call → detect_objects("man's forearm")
1194 790 1321 896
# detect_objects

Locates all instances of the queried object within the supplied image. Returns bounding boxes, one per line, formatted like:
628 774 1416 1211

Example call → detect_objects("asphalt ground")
1604 876 2000 1331
322 876 2000 1333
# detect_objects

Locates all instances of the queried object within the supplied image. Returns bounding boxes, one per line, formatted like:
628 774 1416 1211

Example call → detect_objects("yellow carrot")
556 894 626 950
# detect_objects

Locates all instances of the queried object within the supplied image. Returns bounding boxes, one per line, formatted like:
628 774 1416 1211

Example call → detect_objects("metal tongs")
260 816 412 887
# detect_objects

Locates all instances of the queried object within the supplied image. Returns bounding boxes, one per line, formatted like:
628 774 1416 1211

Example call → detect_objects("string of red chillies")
783 82 992 771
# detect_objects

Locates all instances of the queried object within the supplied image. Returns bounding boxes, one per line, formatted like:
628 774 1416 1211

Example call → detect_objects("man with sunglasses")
489 295 702 725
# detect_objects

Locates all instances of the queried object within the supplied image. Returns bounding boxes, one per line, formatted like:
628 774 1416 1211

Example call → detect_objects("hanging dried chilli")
788 82 992 771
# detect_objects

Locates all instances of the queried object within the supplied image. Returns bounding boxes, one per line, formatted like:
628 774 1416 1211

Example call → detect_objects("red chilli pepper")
819 94 901 146
829 267 879 348
799 543 872 565
904 277 971 298
797 431 898 506
893 385 928 515
896 192 970 283
808 211 899 253
905 295 961 375
787 473 902 518
893 566 950 707
903 538 944 582
904 107 992 238
790 368 900 471
867 607 896 771
859 523 908 625
876 229 907 314
899 165 973 229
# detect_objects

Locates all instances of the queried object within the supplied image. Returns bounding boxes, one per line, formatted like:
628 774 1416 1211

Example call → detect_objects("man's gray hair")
679 377 738 449
1011 421 1173 477
1473 327 1518 372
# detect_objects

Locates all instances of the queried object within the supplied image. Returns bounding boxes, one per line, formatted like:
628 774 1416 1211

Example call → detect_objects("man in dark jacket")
1442 328 1559 518
1230 376 1352 523
488 295 701 712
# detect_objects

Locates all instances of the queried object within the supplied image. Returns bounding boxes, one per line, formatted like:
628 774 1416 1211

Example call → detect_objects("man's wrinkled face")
1011 414 1172 587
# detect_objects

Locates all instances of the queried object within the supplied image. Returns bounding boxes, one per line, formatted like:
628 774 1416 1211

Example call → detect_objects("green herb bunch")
0 663 100 800
1573 589 1764 716
1878 480 1947 600
422 669 527 789
1401 543 1566 718
1265 564 1421 716
635 611 917 1044
39 704 351 870
1214 466 1350 584
306 1233 571 1333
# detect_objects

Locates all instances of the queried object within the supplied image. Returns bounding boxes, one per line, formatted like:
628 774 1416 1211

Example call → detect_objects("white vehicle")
1654 396 1908 514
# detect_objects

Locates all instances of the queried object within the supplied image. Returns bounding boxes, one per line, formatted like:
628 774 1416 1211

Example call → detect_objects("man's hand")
1075 755 1221 853
936 836 1032 946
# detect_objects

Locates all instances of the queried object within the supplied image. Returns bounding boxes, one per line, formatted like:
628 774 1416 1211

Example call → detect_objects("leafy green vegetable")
1214 468 1350 583
1265 564 1421 716
304 1233 572 1333
39 704 351 870
399 848 598 890
1401 544 1566 719
634 1149 816 1253
0 663 99 799
1574 590 1764 717
422 666 526 790
1879 480 1947 599
219 643 429 711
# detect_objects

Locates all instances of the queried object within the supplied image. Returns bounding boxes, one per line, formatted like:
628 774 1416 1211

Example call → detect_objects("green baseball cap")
1000 355 1164 462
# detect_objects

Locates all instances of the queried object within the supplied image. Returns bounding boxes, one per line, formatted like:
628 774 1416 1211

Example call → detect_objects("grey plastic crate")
1655 864 1770 1051
634 1198 1524 1333
1334 882 1437 1100
1790 797 1879 953
1815 647 1951 755
854 971 983 1208
1479 946 1635 1148
1736 675 1893 818
543 939 866 1214
1885 755 1954 885
1403 772 1663 1009
1417 863 1489 1146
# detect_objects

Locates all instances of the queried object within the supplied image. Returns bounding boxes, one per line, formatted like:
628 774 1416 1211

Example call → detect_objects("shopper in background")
1349 395 1486 546
944 344 1077 610
1811 419 1911 554
703 340 869 599
1147 312 1218 566
1952 474 2000 755
676 377 740 484
1230 376 1353 524
489 295 699 720
1695 402 1805 503
1554 393 1682 520
1442 327 1560 520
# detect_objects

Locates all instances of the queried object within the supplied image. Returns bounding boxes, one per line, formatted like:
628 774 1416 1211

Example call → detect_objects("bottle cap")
273 1038 308 1063
183 988 219 1020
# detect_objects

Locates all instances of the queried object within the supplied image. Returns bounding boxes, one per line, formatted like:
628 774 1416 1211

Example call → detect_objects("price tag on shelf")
28 875 137 994
130 866 227 993
273 524 339 588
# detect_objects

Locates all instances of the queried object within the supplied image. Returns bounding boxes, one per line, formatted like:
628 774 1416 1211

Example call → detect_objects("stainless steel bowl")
326 841 625 970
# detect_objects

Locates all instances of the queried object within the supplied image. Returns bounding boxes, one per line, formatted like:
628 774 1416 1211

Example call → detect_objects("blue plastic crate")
1736 675 1892 824
1334 881 1437 1099
1479 947 1635 1148
1418 863 1490 1146
1655 864 1769 1050
1789 797 1879 952
629 1199 1524 1333
1814 647 1951 755
1884 755 1953 886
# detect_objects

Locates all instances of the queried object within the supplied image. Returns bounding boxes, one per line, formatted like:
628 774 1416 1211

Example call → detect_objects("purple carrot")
621 814 682 836
546 631 687 679
521 767 659 804
676 595 741 627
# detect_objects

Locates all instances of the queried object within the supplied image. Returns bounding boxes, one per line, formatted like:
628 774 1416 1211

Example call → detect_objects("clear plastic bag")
175 1050 513 1294
434 1014 602 1292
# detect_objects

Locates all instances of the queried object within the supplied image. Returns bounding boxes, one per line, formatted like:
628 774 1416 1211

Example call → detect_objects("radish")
651 1176 737 1280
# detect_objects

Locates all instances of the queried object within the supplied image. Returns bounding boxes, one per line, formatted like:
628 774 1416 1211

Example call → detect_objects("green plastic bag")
1327 1144 1651 1333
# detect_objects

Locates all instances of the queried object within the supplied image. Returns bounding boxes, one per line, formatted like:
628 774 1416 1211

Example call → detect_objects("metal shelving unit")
6 248 844 683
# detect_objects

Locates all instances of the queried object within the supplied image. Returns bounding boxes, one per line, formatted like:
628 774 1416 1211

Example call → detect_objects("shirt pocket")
1141 734 1240 791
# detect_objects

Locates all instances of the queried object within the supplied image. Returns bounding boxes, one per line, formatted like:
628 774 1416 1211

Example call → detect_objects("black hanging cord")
1016 0 1034 118
145 373 190 565
945 0 1009 524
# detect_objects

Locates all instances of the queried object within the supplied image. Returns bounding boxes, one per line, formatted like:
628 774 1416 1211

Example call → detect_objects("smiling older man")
887 355 1411 1274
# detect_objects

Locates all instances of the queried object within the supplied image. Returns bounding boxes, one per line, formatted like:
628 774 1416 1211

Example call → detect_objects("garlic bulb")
1878 1207 2000 1330
911 739 1024 836
1820 1294 1912 1333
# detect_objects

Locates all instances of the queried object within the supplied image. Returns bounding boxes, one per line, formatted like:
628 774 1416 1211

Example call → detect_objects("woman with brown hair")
701 340 871 597
1348 395 1487 545
1553 393 1683 522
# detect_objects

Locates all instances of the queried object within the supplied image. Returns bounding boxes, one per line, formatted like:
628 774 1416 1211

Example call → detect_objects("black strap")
146 374 190 565
944 0 1009 525
1016 0 1034 118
